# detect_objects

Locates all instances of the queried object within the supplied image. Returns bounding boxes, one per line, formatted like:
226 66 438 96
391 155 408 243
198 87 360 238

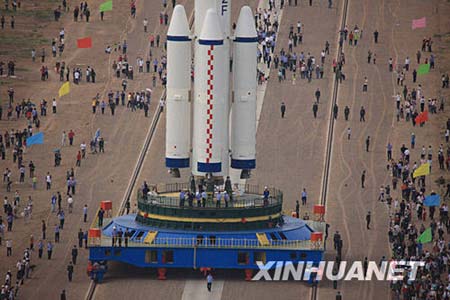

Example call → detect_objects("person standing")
71 245 78 265
47 241 53 259
68 130 75 146
366 211 371 229
143 18 148 32
301 188 307 205
373 30 378 43
295 200 300 218
38 240 43 258
67 262 74 282
61 290 67 300
361 170 366 188
83 204 88 222
280 102 286 118
52 98 57 113
42 220 46 239
347 128 351 140
344 106 350 121
76 151 81 167
6 239 12 256
55 224 60 242
360 106 366 122
206 273 213 292
386 142 393 160
78 228 84 248
336 291 342 300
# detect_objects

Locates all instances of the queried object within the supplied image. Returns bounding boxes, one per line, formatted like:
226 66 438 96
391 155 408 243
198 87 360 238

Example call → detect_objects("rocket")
166 3 257 180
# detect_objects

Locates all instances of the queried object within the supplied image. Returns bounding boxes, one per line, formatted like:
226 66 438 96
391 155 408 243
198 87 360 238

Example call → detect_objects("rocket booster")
231 6 257 170
165 5 191 169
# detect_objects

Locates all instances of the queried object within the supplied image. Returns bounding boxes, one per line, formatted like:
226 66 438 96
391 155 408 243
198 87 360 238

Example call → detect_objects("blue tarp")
26 132 44 146
424 194 440 207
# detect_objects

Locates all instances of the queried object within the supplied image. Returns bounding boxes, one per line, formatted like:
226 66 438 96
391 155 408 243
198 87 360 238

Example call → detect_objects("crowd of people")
0 246 33 299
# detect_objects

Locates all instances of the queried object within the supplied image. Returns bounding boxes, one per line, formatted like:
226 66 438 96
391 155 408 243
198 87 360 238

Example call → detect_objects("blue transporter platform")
88 184 325 280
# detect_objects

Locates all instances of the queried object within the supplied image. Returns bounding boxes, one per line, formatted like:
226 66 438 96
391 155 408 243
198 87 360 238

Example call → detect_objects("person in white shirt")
80 142 87 158
52 98 57 113
143 18 148 32
67 195 73 213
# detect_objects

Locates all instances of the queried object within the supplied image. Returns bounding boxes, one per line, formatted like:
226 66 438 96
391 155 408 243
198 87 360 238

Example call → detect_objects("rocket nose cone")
235 6 257 38
168 5 190 36
199 9 224 41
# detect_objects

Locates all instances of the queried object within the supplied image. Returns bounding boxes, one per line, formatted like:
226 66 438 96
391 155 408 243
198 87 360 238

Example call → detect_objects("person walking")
313 102 318 118
365 136 370 152
206 273 213 292
333 104 338 119
336 291 342 300
315 88 321 102
280 102 286 118
67 262 74 282
347 128 351 140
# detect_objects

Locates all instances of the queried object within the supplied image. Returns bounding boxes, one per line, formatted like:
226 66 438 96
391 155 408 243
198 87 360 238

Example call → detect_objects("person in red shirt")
68 130 75 146
76 151 81 167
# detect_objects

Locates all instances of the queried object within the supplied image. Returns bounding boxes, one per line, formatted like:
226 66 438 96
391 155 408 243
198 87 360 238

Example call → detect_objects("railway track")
312 0 349 299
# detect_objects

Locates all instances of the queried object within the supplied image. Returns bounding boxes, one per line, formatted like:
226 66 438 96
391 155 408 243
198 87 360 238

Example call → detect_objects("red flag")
422 110 429 122
415 111 429 124
77 37 92 48
412 17 426 30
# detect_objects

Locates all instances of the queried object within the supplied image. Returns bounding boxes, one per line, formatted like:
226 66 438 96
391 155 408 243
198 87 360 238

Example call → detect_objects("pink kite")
412 17 426 30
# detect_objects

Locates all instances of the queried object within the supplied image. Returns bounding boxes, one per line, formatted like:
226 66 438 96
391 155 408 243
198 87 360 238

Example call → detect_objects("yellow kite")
58 82 70 97
413 163 430 178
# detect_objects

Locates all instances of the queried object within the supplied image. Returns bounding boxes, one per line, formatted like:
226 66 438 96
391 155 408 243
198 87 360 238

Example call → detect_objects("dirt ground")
0 0 168 298
0 0 449 300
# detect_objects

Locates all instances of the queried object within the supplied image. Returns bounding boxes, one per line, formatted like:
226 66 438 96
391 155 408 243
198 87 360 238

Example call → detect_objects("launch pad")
88 183 325 281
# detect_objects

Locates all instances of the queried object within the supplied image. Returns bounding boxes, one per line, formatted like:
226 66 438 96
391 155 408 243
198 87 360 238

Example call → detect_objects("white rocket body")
165 3 257 178
165 5 191 169
230 6 257 170
192 9 228 176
